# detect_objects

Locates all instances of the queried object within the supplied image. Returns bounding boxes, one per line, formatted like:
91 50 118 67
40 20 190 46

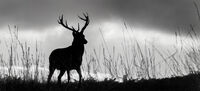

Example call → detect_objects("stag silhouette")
47 13 89 84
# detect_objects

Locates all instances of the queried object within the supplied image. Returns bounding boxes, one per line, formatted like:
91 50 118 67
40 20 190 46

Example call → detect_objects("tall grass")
0 26 46 81
0 24 200 83
82 23 200 81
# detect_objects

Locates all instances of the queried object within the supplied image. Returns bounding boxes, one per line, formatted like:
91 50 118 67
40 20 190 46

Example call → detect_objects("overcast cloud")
0 0 199 33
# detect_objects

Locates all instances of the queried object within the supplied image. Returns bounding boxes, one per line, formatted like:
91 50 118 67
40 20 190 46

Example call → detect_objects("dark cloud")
0 0 199 33
111 0 198 32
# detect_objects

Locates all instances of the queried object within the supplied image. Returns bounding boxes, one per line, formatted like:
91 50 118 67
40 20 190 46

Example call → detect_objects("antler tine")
65 21 68 27
78 16 85 21
79 13 89 33
83 12 89 18
58 14 77 32
78 13 88 21
85 12 90 24
57 15 63 24
77 23 80 32
72 26 75 30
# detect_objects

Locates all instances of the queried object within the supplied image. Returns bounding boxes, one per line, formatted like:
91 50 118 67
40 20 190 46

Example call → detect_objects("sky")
0 0 199 30
0 0 200 80
0 0 200 57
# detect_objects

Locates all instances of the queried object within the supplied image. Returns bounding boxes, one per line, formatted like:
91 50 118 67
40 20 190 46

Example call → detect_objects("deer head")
58 13 89 45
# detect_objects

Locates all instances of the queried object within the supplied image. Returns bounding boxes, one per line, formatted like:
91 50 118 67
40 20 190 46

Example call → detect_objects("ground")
0 73 200 91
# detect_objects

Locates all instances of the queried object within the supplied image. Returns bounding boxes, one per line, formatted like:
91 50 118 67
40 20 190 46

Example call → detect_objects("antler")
58 13 89 33
78 13 90 33
58 15 78 32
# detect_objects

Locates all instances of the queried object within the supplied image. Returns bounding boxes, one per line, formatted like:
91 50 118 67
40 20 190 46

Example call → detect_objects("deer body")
47 13 89 84
49 45 83 70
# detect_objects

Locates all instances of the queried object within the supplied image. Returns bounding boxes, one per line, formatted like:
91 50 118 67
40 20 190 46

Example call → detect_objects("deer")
47 13 89 85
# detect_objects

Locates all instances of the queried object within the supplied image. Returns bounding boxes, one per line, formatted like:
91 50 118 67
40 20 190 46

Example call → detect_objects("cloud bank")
0 0 198 34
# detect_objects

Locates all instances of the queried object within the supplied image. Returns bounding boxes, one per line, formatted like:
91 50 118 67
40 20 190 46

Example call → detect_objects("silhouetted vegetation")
0 20 200 91
0 73 200 91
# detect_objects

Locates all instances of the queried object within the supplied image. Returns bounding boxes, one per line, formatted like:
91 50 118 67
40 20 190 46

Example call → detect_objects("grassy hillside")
1 26 200 91
0 73 199 91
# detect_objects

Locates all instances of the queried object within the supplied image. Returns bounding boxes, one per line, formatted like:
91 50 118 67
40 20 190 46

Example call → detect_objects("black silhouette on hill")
47 13 90 87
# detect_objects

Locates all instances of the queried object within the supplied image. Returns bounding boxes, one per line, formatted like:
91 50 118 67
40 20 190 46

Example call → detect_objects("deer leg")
58 70 65 84
47 66 55 83
76 67 82 89
67 70 71 83
77 67 82 84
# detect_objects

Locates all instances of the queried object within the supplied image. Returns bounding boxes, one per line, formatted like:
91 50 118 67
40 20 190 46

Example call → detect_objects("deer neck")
72 43 84 49
71 42 84 55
